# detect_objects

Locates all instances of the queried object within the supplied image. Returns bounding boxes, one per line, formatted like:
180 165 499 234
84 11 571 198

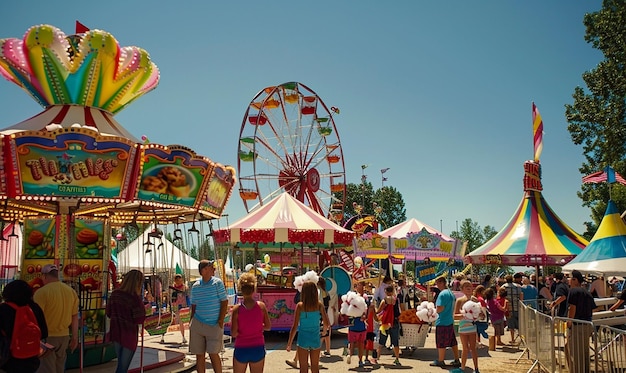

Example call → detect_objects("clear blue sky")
0 1 603 236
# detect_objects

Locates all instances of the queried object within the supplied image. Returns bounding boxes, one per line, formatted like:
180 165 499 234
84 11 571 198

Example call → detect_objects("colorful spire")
532 102 543 162
0 24 159 114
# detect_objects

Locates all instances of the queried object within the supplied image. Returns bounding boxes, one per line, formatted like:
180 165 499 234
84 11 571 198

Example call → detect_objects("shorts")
348 330 366 343
189 318 224 355
435 324 458 349
297 329 321 350
234 346 266 363
492 319 505 336
507 312 519 330
378 325 399 347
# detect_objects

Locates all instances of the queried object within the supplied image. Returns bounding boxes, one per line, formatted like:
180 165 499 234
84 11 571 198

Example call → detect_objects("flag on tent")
75 21 90 33
582 166 626 186
532 102 543 162
175 263 183 275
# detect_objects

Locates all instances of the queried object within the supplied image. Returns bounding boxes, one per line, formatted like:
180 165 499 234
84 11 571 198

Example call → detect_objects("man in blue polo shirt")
431 276 460 368
190 259 228 373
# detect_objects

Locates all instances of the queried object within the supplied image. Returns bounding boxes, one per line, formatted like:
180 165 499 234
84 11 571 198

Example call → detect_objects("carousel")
0 23 236 369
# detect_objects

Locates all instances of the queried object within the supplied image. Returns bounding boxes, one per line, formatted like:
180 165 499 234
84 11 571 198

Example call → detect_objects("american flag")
582 166 626 185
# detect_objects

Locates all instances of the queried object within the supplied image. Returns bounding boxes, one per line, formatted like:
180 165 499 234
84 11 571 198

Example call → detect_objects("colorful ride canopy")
562 200 626 276
465 161 588 266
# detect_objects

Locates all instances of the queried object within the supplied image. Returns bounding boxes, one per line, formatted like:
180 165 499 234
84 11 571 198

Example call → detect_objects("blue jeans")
113 342 136 373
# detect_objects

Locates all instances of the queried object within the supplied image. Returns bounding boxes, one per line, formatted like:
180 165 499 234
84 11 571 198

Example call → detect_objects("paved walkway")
69 325 535 373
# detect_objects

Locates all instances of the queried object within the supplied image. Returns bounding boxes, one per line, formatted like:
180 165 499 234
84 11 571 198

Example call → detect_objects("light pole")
361 164 368 209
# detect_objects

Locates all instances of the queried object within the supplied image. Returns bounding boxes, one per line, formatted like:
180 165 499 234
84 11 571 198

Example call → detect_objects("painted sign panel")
136 146 213 207
199 164 236 217
11 130 135 198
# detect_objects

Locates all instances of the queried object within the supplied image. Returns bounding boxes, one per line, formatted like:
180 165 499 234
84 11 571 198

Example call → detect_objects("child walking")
376 285 396 336
170 274 188 344
230 273 272 373
485 287 508 346
287 281 331 373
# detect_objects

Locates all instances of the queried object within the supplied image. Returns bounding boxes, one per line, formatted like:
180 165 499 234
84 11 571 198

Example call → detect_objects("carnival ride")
237 82 346 224
0 23 236 368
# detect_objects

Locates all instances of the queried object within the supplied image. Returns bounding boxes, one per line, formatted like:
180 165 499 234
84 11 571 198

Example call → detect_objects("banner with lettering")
8 129 136 199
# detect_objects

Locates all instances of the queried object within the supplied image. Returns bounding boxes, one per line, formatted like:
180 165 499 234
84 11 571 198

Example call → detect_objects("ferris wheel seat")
248 115 267 125
301 107 316 115
330 183 344 192
284 94 299 104
327 155 340 164
239 190 259 200
239 151 257 162
318 127 333 136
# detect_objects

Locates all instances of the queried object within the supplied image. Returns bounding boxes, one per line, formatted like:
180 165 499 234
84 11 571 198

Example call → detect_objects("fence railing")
518 300 626 373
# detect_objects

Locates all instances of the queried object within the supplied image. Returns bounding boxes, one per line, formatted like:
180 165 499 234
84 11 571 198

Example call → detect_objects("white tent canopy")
117 225 200 278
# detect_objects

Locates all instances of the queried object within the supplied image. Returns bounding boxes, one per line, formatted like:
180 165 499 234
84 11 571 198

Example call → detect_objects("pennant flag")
75 20 90 34
582 166 626 185
175 263 183 275
382 177 388 182
361 164 368 170
532 102 544 162
381 168 390 174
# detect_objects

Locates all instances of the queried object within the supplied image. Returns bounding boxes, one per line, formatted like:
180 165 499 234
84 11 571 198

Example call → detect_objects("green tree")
341 182 406 228
565 0 626 238
451 219 502 276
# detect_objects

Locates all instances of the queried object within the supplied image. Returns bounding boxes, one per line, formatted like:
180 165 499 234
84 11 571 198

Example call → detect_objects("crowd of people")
3 260 625 373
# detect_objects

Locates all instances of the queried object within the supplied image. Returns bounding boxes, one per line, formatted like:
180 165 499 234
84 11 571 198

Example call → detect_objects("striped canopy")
213 192 355 246
562 200 626 276
465 190 588 266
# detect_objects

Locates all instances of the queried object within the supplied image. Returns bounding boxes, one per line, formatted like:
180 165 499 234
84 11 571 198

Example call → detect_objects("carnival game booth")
213 192 354 332
0 23 236 369
465 105 587 273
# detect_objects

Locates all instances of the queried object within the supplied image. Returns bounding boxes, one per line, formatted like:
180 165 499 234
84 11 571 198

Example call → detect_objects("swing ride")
0 23 236 368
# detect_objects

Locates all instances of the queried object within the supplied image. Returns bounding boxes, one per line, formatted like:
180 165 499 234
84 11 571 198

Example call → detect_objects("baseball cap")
42 264 58 274
198 259 216 272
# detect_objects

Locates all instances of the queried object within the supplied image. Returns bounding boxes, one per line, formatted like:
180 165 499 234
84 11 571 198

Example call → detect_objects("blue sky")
0 1 604 236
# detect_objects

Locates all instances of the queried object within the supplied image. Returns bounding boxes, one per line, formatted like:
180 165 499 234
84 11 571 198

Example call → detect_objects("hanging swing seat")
284 93 299 104
239 151 257 162
318 126 332 136
330 183 344 192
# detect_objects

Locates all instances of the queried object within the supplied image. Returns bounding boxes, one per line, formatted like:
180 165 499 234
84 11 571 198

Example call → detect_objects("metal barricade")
553 316 596 373
595 324 626 372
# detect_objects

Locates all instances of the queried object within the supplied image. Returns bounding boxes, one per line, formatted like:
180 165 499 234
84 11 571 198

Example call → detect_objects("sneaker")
393 358 401 366
347 355 351 364
430 360 446 367
358 361 364 368
324 351 331 357
285 360 298 369
363 360 372 366
449 359 462 367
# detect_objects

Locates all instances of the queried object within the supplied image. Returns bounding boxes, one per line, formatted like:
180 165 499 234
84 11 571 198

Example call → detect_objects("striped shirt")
190 276 227 325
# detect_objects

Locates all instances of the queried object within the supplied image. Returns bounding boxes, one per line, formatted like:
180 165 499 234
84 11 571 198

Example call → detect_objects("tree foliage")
451 218 500 276
341 182 406 228
565 0 626 237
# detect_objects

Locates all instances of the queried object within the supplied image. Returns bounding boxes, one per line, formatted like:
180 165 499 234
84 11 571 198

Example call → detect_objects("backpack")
7 302 41 359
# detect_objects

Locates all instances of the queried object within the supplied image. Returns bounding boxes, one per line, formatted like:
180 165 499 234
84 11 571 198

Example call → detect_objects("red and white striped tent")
214 192 354 246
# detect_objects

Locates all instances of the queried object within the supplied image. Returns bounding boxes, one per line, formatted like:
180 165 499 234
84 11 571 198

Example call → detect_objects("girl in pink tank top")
231 273 271 373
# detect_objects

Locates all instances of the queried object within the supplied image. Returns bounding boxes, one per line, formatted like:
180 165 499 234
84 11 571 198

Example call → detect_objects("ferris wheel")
237 82 346 223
